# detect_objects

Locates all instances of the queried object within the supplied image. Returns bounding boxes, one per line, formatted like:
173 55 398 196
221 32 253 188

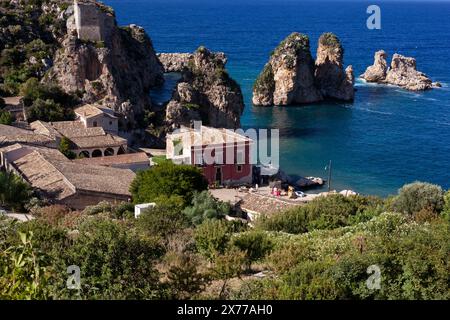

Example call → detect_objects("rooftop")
168 125 252 147
0 124 55 146
1 144 134 199
74 152 149 166
75 104 117 119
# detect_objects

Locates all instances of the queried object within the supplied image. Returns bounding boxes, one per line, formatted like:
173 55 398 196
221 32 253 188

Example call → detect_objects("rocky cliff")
165 47 244 129
44 1 164 126
314 33 354 101
158 52 227 72
361 51 438 91
252 32 354 106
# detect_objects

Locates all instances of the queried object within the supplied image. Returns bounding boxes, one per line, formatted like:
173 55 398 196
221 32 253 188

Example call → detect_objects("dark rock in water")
165 47 244 129
361 51 433 91
252 32 354 106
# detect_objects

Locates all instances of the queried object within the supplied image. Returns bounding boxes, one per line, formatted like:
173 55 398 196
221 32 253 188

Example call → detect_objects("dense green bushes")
130 161 208 205
391 181 444 216
20 78 77 122
183 191 231 225
0 171 32 211
0 181 449 300
257 194 384 234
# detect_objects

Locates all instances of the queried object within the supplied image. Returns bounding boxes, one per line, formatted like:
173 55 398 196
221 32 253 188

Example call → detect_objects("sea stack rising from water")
45 0 164 124
165 47 244 129
361 51 439 91
252 32 354 106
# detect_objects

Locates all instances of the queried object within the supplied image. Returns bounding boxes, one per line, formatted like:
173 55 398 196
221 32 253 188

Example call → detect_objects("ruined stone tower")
73 0 114 43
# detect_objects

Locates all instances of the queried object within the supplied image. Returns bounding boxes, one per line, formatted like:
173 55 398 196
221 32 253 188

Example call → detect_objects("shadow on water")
149 72 181 109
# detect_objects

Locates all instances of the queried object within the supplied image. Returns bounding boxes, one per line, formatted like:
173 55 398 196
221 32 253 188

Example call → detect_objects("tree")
26 98 74 122
58 136 76 159
392 182 444 216
231 230 274 269
136 196 189 240
183 191 231 225
0 171 32 211
194 219 232 262
57 218 165 299
212 247 246 299
20 78 77 108
130 161 208 206
165 253 210 299
0 109 13 125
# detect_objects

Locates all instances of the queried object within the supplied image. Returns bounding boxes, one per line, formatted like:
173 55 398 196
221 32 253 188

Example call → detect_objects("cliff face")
360 50 388 82
314 33 354 101
157 52 227 72
45 1 164 125
165 47 244 129
252 32 354 106
361 51 435 91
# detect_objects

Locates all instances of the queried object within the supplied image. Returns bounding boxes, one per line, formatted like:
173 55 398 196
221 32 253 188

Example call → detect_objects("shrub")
136 196 189 239
0 171 32 211
183 191 231 225
194 219 233 262
257 194 384 234
0 109 13 125
391 182 444 215
231 230 274 269
130 161 208 206
27 98 75 122
58 137 76 159
0 232 52 299
56 218 164 299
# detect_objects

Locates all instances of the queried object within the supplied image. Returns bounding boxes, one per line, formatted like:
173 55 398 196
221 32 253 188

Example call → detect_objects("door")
215 167 222 185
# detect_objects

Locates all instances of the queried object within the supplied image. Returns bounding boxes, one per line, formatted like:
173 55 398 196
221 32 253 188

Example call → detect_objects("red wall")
191 141 253 185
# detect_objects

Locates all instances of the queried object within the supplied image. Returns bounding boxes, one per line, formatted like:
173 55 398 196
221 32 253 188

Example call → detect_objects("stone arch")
79 151 90 158
92 149 103 157
104 148 115 156
117 146 126 155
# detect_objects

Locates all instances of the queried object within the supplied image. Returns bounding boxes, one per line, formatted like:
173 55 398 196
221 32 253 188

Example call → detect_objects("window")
109 121 113 125
237 149 245 164
236 165 243 172
93 121 98 127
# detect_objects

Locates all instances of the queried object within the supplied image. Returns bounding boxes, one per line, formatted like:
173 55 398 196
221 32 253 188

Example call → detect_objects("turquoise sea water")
105 0 450 196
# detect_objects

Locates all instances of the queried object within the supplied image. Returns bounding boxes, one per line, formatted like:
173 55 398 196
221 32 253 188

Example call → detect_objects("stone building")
30 120 127 158
166 126 253 187
73 0 115 43
0 143 135 210
75 104 118 134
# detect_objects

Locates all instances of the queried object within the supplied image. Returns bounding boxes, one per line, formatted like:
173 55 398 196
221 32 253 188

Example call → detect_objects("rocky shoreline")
361 50 441 91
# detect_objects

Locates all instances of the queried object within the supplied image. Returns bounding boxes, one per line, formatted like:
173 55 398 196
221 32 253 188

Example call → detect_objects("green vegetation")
253 63 275 93
0 109 13 125
0 2 65 95
319 32 342 49
183 191 231 225
130 161 208 206
257 194 384 234
391 181 444 216
0 180 448 300
58 137 76 160
0 171 32 211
